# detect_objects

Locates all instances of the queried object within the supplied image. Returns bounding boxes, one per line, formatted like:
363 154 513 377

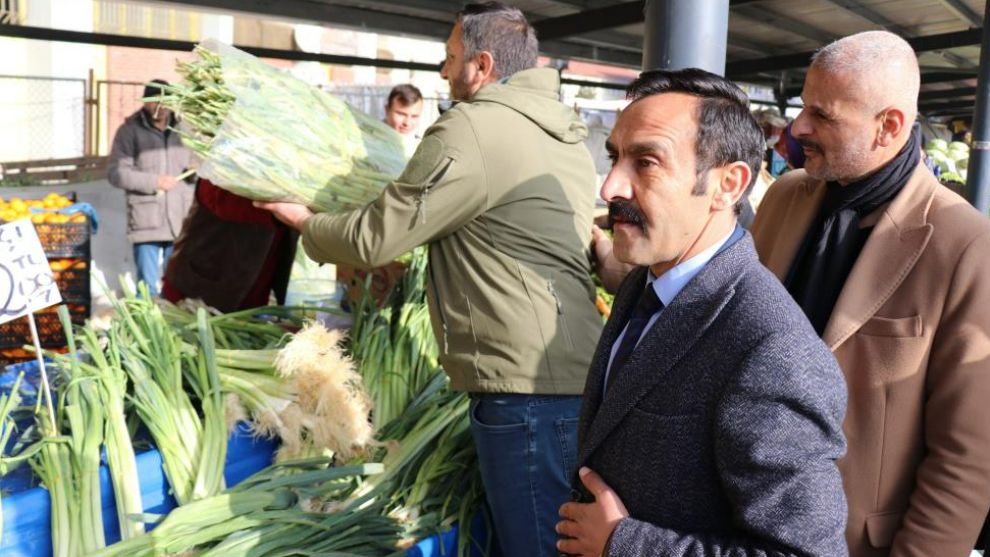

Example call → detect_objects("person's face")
384 99 423 135
143 101 170 122
791 66 882 183
601 93 718 274
440 22 483 101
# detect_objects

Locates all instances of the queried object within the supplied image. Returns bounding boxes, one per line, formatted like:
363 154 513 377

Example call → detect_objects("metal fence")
0 75 453 164
0 75 87 162
94 79 147 157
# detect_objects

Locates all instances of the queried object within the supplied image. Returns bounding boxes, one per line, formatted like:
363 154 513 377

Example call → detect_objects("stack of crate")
0 218 91 366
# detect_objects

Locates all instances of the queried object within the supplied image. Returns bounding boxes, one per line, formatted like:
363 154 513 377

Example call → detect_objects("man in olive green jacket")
260 4 602 556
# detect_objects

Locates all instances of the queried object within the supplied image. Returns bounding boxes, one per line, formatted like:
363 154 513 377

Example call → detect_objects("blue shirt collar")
648 226 737 306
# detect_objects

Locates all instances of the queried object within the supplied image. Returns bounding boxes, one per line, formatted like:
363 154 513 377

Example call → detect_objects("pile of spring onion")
1 248 486 556
158 39 408 213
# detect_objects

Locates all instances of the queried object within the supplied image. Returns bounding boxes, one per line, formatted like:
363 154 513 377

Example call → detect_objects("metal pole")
94 81 102 157
965 2 990 212
83 71 91 157
642 0 730 75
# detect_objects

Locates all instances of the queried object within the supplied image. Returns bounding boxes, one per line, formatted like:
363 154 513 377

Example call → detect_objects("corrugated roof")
155 0 988 119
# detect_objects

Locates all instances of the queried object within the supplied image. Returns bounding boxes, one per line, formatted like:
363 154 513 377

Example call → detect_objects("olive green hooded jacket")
303 67 603 394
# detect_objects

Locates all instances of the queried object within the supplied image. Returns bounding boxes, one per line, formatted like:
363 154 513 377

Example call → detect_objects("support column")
965 2 990 212
642 0 730 75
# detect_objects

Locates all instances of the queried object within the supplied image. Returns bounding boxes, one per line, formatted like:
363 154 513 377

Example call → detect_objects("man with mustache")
258 3 603 556
751 31 990 557
556 68 848 557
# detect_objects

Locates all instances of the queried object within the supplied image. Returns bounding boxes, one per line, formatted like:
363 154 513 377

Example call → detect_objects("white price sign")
0 218 63 325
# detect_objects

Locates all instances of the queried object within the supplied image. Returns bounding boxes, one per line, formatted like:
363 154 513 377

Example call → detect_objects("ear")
475 51 497 82
711 161 752 212
877 108 907 147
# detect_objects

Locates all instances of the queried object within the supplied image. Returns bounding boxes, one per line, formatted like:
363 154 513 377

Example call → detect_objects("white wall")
0 0 104 162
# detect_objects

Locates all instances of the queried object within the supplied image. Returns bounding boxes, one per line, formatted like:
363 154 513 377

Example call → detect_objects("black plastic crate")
35 221 90 259
0 307 86 350
51 261 90 309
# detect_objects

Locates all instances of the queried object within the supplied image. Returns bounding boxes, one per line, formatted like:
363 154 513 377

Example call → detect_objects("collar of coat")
757 162 936 350
577 233 759 467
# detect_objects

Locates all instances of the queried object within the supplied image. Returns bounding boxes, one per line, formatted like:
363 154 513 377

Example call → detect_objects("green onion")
159 40 407 213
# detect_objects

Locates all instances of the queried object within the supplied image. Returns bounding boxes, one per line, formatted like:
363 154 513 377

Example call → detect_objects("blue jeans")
133 241 173 297
469 393 582 557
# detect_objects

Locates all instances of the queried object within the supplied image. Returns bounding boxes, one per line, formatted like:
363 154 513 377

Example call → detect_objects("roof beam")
727 33 778 55
731 4 837 45
922 71 979 83
531 0 784 43
934 0 983 28
820 0 909 34
931 50 978 68
564 29 645 52
820 0 974 71
920 86 978 100
727 27 983 78
532 1 644 42
541 39 642 67
151 0 454 39
0 23 442 70
153 0 643 67
920 99 976 111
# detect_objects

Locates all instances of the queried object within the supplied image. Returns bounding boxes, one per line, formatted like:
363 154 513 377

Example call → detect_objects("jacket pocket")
555 416 579 478
469 396 527 431
630 407 703 422
859 315 922 338
128 195 162 231
866 510 904 548
547 276 575 350
426 262 450 355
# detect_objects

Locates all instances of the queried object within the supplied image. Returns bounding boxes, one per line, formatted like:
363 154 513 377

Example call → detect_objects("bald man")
751 31 990 557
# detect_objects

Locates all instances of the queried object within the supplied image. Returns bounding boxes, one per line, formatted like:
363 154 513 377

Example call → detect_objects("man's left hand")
557 467 629 557
254 201 314 231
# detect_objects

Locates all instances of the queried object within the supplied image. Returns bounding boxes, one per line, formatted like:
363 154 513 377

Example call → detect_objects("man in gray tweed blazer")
556 69 849 557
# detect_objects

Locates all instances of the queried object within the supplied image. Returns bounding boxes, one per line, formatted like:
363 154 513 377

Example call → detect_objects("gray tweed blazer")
575 232 849 557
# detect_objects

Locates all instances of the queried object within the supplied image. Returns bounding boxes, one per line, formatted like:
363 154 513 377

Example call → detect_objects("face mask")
766 135 781 150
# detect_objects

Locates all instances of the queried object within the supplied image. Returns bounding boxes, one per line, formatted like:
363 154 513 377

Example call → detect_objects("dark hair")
626 68 764 208
387 83 423 107
142 79 169 100
457 2 538 79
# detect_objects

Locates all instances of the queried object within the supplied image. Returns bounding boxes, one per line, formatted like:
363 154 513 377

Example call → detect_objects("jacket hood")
470 67 588 144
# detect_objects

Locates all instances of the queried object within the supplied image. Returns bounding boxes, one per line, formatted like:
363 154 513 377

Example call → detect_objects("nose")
439 60 448 79
791 109 811 138
600 164 633 203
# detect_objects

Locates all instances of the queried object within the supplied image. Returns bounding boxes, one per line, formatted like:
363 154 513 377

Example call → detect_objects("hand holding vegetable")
254 200 313 230
157 175 179 191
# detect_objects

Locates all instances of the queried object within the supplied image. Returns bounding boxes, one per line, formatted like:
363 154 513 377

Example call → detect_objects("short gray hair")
458 2 538 79
812 31 919 118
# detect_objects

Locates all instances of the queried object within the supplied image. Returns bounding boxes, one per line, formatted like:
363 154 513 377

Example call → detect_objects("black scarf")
784 128 920 334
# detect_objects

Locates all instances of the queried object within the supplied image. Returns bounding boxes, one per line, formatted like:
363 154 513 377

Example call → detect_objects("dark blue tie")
607 283 663 391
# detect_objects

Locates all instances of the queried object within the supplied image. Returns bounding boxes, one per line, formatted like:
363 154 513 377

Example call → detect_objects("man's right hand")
156 175 178 191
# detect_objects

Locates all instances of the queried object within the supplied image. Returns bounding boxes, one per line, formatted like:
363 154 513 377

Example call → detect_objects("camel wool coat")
752 163 990 557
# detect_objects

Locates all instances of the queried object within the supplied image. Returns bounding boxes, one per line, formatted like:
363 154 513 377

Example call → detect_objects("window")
93 0 197 41
0 0 20 25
